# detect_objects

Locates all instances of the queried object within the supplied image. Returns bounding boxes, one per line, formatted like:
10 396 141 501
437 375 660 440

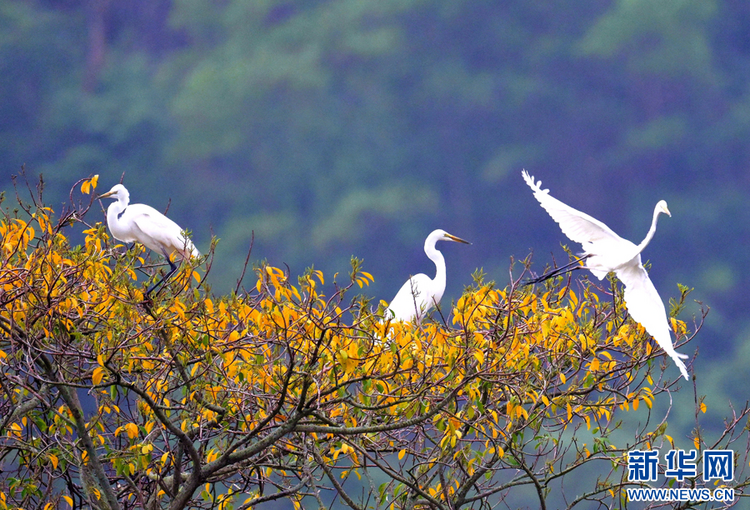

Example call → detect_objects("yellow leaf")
694 435 701 450
63 495 73 507
125 422 139 439
9 422 21 438
92 366 104 386
49 454 59 470
398 449 406 460
516 406 529 420
81 175 99 194
473 350 485 365
700 402 707 414
645 398 653 409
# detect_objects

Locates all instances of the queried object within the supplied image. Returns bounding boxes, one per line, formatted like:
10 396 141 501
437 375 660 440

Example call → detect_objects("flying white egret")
521 170 689 380
385 229 470 323
97 184 200 295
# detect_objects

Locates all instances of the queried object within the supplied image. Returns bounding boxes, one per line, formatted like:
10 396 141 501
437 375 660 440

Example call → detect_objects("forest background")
2 0 749 489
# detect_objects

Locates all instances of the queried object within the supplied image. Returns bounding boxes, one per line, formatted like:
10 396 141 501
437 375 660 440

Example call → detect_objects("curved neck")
107 195 128 223
637 206 663 253
425 243 446 290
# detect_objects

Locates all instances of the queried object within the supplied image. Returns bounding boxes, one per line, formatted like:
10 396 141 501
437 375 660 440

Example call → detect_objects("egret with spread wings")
522 170 689 380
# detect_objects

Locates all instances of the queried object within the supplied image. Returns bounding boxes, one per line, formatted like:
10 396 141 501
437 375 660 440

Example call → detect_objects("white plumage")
98 184 199 293
522 170 689 380
385 229 470 323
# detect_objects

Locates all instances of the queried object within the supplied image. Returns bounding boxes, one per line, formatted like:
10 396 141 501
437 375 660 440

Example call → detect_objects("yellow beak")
444 233 471 245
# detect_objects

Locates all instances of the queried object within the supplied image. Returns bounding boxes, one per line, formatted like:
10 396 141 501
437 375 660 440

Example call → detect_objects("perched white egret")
97 184 200 295
385 229 470 323
522 170 689 380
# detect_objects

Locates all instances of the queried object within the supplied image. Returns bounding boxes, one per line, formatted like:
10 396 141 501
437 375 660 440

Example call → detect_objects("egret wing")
522 171 623 245
385 274 433 322
129 204 199 259
616 262 689 380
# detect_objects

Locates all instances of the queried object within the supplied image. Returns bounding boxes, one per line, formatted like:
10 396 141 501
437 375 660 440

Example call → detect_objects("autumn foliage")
0 178 747 510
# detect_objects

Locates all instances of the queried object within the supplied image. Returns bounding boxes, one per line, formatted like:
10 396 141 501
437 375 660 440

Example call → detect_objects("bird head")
656 200 671 217
423 229 471 254
97 184 129 202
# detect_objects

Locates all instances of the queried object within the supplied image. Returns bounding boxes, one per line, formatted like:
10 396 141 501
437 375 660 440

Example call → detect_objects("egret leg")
524 255 588 285
145 258 179 297
610 275 620 327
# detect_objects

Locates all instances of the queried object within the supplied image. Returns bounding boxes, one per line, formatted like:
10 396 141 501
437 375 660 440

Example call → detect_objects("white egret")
521 170 689 380
97 184 200 295
385 229 470 323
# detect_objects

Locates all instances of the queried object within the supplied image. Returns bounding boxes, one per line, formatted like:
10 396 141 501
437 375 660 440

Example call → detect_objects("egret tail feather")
671 357 689 380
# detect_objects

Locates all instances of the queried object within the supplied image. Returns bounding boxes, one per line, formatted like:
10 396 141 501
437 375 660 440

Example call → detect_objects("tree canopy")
1 177 746 509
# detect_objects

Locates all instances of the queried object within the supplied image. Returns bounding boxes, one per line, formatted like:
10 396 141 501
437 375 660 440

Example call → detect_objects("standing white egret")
521 170 689 380
385 229 470 323
97 184 200 295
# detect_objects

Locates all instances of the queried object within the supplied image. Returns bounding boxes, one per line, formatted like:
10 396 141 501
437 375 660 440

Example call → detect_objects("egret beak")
96 190 116 200
664 206 671 217
444 233 471 245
